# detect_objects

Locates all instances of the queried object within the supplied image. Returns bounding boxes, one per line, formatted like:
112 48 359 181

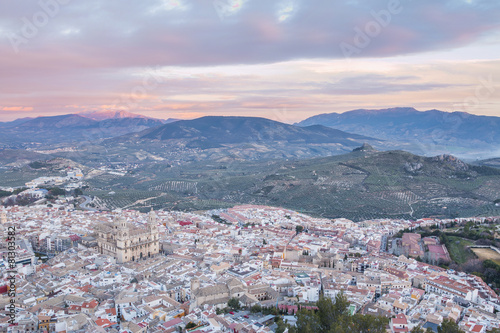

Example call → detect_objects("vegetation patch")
446 236 475 264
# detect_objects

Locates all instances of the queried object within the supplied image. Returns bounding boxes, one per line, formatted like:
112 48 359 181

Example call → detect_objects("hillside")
78 147 500 220
297 107 500 159
0 149 53 167
476 158 500 169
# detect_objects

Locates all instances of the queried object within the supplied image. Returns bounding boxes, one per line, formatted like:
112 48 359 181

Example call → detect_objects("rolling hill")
77 146 500 220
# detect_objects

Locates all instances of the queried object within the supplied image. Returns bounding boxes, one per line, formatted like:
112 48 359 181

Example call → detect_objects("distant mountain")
0 117 34 128
95 116 382 163
79 110 160 121
162 118 181 124
296 107 500 159
0 114 164 148
139 116 376 145
476 158 500 169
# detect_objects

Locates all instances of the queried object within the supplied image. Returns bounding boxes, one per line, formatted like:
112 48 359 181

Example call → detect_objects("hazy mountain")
296 107 500 159
138 116 376 145
79 110 160 121
0 117 34 128
91 116 382 164
78 110 180 124
476 158 500 169
0 114 164 148
162 118 181 124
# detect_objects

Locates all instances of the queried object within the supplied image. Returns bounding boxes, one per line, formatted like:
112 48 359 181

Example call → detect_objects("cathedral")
95 209 159 263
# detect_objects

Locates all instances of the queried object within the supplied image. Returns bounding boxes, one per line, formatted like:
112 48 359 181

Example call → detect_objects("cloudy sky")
1 0 499 122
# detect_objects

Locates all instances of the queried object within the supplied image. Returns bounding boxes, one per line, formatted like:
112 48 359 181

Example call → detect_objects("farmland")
77 149 500 220
3 146 500 221
471 247 500 265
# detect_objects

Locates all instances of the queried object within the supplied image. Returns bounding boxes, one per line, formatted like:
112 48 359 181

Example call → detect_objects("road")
79 195 97 212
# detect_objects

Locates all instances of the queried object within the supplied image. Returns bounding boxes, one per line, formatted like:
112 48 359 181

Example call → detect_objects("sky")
0 0 499 123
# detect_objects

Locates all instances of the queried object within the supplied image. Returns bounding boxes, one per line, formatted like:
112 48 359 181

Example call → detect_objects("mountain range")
1 107 499 164
0 114 164 149
297 107 500 159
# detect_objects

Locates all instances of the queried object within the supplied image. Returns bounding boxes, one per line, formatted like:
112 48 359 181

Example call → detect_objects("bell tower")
115 216 129 263
147 208 158 233
115 217 129 239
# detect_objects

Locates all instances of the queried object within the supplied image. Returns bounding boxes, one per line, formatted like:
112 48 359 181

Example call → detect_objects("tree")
276 317 288 333
464 221 474 233
350 313 388 333
227 297 240 311
250 304 262 313
437 319 463 333
317 293 350 332
0 190 12 198
13 187 28 194
185 322 197 329
263 239 267 245
49 187 66 196
289 293 388 333
296 225 304 234
411 325 434 333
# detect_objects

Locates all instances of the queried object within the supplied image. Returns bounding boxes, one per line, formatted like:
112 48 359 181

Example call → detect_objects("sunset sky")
1 0 499 122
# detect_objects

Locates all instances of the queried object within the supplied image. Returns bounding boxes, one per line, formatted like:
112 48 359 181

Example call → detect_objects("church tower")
147 208 158 233
115 216 129 263
191 277 200 293
115 216 129 237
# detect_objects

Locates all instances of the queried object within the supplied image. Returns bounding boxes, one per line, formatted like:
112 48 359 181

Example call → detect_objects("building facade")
96 210 159 263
